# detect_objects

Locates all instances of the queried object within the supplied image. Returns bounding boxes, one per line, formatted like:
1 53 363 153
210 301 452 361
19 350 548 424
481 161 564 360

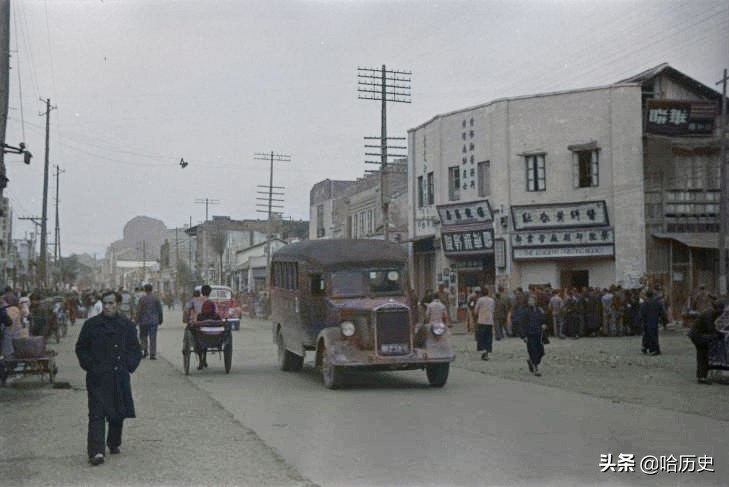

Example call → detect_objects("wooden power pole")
358 64 411 241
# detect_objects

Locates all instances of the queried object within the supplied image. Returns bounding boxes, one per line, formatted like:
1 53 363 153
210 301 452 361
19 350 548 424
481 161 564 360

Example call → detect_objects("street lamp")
2 142 32 164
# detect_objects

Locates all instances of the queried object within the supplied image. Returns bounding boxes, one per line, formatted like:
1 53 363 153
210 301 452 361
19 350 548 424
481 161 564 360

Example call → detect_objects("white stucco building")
407 63 723 312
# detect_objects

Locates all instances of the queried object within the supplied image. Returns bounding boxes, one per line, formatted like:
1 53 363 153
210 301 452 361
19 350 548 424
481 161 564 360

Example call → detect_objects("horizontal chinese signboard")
513 244 614 260
437 200 493 228
511 227 614 248
510 200 608 231
441 229 494 256
645 99 715 136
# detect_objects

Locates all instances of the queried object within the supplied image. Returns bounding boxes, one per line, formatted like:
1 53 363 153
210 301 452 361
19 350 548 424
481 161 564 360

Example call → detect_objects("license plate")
380 343 408 354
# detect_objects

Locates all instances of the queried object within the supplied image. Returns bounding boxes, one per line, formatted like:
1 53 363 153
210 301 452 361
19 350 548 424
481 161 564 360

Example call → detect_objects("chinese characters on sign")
437 200 493 226
510 200 608 231
511 228 614 248
645 100 716 136
441 229 494 255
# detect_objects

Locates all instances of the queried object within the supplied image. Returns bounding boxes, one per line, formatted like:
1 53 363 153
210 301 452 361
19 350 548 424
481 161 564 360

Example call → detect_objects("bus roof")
272 239 407 270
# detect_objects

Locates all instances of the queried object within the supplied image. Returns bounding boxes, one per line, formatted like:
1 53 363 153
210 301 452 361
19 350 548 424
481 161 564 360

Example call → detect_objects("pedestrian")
508 287 525 337
118 287 134 321
424 292 450 326
690 284 713 314
473 287 495 361
465 287 480 333
420 289 434 317
436 283 452 323
549 289 565 339
519 293 547 376
75 290 142 466
640 288 668 356
135 283 164 360
688 299 724 384
493 286 510 340
87 294 103 319
563 288 581 338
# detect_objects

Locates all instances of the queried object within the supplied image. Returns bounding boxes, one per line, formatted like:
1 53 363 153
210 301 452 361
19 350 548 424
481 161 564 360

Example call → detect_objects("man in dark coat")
519 294 546 376
75 290 142 466
688 299 724 384
640 288 668 356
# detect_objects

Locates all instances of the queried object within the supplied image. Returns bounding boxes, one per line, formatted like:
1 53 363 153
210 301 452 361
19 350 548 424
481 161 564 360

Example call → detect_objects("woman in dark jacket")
519 294 547 376
75 290 142 466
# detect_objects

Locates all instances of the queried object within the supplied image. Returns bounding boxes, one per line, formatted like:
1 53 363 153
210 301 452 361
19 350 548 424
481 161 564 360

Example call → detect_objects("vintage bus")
270 239 454 389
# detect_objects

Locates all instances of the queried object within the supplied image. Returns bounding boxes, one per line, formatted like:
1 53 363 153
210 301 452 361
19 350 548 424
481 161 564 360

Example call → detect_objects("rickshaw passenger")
194 300 221 370
183 289 205 324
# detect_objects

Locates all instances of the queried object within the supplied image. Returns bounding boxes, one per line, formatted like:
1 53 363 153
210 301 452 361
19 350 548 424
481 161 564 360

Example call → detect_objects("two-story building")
408 63 723 314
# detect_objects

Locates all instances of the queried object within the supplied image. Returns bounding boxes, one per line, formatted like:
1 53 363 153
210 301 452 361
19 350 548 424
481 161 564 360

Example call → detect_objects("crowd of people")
416 281 729 381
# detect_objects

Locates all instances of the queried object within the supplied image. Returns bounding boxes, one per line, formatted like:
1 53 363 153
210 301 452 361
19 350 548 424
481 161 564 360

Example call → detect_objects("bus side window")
311 274 325 295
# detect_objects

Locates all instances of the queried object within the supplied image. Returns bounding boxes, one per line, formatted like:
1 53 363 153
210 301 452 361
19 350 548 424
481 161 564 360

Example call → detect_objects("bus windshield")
330 268 403 297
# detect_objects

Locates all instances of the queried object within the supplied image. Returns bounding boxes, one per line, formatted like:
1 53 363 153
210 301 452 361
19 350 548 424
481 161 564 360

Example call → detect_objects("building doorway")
560 269 589 289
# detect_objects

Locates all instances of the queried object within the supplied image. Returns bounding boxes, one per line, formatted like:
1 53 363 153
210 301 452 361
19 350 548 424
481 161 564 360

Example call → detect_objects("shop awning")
652 232 720 250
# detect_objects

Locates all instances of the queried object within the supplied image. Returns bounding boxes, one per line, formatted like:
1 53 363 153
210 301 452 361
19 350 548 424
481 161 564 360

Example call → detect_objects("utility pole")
717 68 728 297
358 64 411 241
0 0 9 197
188 215 193 273
193 199 219 281
194 197 220 222
38 98 56 288
19 216 42 288
254 151 289 289
53 165 64 262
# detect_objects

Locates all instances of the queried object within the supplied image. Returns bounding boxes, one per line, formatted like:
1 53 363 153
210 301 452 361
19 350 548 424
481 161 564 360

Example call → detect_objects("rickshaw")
181 319 233 375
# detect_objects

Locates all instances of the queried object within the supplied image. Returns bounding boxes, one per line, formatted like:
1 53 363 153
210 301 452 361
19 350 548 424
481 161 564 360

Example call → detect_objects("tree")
175 259 196 297
53 255 80 288
209 226 228 285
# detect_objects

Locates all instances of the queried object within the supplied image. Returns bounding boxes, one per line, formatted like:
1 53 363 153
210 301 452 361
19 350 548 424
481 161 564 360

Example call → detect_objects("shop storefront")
510 200 615 289
437 200 495 319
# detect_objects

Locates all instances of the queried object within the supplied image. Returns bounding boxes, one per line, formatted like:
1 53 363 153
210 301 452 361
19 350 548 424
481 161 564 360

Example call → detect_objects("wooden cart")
0 337 57 386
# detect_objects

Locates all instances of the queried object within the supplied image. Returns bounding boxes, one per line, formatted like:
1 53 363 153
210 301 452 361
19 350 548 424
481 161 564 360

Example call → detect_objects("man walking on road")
473 287 495 361
136 283 164 359
75 290 142 466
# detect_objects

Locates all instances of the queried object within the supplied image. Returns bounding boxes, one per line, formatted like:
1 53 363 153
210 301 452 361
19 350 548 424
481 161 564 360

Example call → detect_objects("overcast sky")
3 0 728 257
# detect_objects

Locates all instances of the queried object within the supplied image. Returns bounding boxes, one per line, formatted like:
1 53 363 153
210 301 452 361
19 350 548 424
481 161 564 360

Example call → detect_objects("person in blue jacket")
75 290 142 466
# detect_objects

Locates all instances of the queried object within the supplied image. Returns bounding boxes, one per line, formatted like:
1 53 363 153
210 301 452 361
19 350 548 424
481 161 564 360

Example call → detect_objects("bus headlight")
340 321 356 337
431 321 447 336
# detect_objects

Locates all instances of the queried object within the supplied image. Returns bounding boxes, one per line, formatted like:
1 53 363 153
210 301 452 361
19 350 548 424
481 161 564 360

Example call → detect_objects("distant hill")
109 216 168 260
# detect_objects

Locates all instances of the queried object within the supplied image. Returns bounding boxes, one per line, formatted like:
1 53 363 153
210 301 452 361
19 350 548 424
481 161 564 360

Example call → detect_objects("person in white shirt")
473 287 495 361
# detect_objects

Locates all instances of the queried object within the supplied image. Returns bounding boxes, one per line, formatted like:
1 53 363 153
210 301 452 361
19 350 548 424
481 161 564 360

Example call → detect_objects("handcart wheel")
224 340 232 373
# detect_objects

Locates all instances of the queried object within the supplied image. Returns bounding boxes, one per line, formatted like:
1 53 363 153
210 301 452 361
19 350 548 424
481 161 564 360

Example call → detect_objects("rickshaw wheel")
224 341 232 373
